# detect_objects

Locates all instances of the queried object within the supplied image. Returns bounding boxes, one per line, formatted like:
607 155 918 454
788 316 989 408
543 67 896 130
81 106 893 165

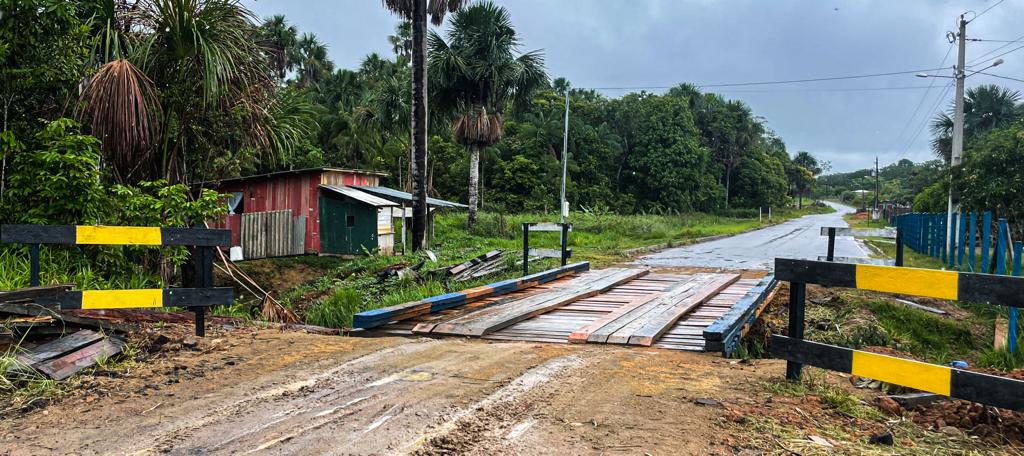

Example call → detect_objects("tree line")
0 0 823 230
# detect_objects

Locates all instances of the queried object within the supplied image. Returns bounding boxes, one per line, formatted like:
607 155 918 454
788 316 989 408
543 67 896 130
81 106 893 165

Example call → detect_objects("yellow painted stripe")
76 226 162 245
855 264 958 300
851 351 951 395
81 289 164 309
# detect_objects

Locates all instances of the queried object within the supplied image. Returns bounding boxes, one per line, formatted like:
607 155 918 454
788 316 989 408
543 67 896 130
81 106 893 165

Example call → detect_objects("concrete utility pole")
874 156 879 211
559 91 570 223
946 15 967 254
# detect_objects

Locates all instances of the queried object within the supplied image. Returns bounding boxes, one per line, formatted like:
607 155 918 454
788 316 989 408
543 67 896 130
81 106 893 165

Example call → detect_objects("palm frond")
78 59 161 182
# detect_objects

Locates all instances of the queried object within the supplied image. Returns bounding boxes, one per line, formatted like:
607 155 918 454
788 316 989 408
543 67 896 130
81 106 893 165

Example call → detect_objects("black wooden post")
560 223 569 267
895 227 904 267
29 244 41 287
826 227 836 262
186 245 213 337
785 281 807 381
522 223 530 276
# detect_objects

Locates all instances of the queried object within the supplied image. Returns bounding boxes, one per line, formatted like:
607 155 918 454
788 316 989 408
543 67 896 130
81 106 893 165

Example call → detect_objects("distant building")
203 167 464 259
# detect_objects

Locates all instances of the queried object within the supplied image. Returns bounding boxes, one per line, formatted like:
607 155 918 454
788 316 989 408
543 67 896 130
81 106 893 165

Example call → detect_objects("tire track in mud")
401 353 595 455
130 338 433 454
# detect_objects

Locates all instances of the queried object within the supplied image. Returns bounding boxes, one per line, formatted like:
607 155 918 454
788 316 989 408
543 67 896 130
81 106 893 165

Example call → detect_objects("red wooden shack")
206 167 389 257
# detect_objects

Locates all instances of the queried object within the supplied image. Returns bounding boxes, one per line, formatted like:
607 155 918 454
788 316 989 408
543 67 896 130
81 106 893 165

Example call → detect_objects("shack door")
319 195 377 254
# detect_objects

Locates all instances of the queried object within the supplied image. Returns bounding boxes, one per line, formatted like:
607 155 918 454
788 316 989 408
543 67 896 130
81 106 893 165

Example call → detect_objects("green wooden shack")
318 185 399 256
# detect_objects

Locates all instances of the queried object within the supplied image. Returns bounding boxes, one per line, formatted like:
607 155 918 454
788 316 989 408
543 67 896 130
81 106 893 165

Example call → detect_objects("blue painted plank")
969 212 977 272
982 212 992 273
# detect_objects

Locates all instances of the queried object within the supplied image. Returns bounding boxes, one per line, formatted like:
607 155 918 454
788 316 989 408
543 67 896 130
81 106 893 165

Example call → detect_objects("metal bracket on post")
785 282 807 381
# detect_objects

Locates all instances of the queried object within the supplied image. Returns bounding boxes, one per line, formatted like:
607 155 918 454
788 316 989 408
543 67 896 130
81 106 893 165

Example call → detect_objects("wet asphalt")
637 201 868 270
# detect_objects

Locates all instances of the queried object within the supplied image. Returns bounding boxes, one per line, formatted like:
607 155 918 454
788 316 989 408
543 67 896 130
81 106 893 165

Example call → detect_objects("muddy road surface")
0 331 775 455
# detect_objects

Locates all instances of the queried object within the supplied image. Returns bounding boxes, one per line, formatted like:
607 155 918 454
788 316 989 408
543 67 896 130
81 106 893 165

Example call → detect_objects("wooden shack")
206 167 393 258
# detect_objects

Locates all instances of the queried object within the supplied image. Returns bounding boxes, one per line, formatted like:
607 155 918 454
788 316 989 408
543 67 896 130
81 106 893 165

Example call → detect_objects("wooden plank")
15 330 103 366
528 223 570 232
432 268 648 337
587 276 708 344
353 262 589 328
819 226 897 238
604 275 719 345
627 274 740 346
0 284 72 303
568 292 662 343
429 270 626 335
35 337 124 380
816 255 896 266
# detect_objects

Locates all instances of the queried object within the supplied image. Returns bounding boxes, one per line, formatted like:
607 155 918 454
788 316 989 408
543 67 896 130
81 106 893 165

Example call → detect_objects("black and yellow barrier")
772 335 1024 410
1 224 233 336
774 258 1024 410
776 258 1024 307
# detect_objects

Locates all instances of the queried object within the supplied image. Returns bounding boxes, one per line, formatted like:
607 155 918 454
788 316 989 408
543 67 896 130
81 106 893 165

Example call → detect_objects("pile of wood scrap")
446 250 506 281
9 329 124 380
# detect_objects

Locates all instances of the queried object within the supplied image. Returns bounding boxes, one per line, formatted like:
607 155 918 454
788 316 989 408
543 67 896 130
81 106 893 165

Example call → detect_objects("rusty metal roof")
319 185 399 207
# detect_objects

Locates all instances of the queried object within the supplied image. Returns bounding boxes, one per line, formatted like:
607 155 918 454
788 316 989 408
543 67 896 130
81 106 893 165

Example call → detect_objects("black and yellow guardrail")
1 224 233 336
773 258 1024 411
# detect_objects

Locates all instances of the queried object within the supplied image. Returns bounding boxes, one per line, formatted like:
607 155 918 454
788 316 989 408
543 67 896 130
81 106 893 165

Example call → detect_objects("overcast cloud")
243 0 1024 173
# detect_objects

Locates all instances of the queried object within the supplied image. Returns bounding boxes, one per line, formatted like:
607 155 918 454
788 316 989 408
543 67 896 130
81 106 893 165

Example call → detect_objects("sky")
242 0 1024 173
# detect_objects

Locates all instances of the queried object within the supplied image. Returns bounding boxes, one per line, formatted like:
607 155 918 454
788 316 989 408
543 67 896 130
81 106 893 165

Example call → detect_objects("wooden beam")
15 330 103 366
627 274 740 346
430 268 648 337
568 292 663 343
35 337 125 380
819 227 896 238
585 276 708 344
0 284 71 303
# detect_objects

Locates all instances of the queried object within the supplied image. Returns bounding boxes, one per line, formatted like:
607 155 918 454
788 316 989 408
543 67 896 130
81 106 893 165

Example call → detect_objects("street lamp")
915 58 1003 79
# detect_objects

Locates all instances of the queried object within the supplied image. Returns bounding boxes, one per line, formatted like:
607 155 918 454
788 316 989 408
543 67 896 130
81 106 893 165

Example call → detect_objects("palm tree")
79 0 282 183
930 84 1022 162
258 15 298 81
388 21 413 60
429 2 548 227
295 33 334 88
382 0 468 250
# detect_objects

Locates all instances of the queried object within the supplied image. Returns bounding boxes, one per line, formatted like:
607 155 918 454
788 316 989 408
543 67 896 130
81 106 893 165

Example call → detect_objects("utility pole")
874 156 879 211
946 15 967 256
559 91 570 224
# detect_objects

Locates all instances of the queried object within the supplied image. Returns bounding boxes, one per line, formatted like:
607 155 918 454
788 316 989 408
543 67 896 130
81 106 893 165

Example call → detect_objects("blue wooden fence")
894 212 1023 351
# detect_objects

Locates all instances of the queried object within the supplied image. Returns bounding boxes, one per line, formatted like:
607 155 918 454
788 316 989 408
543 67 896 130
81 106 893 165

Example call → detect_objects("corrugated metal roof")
319 185 399 207
196 167 389 186
355 186 468 209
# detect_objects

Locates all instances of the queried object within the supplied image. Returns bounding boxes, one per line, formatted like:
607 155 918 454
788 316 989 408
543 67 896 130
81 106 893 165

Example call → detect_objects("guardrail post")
559 223 569 267
895 227 904 267
29 244 41 287
522 223 530 276
826 227 836 262
786 281 807 381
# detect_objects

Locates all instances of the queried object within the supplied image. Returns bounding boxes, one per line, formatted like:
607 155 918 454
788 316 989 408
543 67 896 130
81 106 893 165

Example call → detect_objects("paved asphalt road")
638 201 867 270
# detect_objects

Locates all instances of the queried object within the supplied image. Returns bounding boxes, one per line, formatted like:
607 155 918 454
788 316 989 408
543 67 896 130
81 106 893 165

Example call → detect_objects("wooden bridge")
354 263 775 353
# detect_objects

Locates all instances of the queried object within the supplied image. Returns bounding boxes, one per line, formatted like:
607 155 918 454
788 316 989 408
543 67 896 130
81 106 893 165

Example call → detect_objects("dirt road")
0 331 776 455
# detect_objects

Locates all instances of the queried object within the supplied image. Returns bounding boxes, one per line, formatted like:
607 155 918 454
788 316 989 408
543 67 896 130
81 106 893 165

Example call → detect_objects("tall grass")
0 246 161 290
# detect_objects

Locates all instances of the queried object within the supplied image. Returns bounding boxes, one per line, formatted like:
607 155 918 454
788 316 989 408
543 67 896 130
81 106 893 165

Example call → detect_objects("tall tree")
258 15 298 81
382 0 468 250
429 1 548 227
930 84 1022 163
295 33 334 87
791 151 820 208
388 21 413 60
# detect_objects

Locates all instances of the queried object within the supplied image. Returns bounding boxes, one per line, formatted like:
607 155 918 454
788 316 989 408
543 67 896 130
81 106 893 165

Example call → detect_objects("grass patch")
0 351 63 414
306 288 363 329
765 369 882 419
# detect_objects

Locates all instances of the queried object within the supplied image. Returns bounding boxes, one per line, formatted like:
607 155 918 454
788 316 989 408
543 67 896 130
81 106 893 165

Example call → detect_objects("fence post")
826 227 836 261
982 212 992 273
522 223 530 277
895 227 904 267
948 212 957 268
786 282 807 381
969 212 977 271
29 244 41 287
1012 241 1023 353
957 212 967 269
940 214 947 264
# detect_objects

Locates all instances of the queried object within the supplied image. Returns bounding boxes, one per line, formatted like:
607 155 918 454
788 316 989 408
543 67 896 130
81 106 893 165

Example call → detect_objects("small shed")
318 185 399 255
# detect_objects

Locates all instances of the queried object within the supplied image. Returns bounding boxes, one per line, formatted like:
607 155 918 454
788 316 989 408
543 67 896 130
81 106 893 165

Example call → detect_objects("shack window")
227 192 244 215
346 215 355 227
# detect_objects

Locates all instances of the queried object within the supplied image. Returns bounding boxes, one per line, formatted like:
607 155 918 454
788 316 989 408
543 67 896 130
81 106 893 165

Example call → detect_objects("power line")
969 38 1024 43
893 43 955 152
968 0 1006 23
900 81 954 157
968 33 1024 65
582 66 952 91
977 72 1024 84
973 43 1024 66
711 85 943 93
